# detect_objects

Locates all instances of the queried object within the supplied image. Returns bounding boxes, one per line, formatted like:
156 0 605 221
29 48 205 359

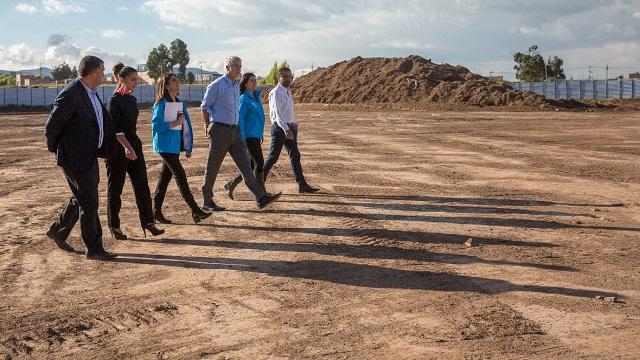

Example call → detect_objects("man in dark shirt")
44 55 117 260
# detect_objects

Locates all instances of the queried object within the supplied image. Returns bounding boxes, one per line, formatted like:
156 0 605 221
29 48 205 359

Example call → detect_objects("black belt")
212 122 237 129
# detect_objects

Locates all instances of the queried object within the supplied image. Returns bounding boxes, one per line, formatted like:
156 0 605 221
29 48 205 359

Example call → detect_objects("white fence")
0 84 208 106
508 80 639 100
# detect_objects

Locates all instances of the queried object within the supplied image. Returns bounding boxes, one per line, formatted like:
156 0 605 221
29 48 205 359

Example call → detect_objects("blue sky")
1 0 639 80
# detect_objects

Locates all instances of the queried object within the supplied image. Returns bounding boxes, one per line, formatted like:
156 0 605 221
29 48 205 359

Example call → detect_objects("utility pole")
200 62 203 86
606 64 609 80
545 56 549 81
311 62 314 71
588 66 592 80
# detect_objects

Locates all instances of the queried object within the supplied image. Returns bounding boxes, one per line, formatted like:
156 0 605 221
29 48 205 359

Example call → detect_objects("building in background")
629 72 640 80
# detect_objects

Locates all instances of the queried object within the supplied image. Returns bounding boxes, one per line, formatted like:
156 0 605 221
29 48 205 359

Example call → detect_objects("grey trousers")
202 123 267 206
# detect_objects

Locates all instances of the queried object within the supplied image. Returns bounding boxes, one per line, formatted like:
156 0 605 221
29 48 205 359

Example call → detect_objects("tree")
71 66 78 79
0 75 16 86
546 56 565 80
513 45 565 82
186 71 195 84
52 62 74 81
169 38 190 80
259 60 289 86
146 44 172 81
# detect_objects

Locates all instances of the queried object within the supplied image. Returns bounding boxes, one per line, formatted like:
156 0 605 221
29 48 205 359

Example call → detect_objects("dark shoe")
142 223 164 238
85 249 117 260
46 228 74 252
153 210 173 224
298 183 320 194
223 177 242 200
257 192 282 209
109 227 128 240
201 202 226 212
192 209 212 224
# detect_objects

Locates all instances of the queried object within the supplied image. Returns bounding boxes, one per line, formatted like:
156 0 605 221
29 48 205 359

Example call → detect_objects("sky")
1 0 639 80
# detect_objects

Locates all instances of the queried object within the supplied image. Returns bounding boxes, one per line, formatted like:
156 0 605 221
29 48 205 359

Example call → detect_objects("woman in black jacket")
105 63 164 239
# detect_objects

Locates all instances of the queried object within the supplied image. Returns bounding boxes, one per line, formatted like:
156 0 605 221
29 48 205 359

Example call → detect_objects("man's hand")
124 147 138 161
285 129 294 140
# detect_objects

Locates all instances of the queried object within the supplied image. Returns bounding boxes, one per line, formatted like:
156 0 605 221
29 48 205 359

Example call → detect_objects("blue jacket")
238 89 265 140
152 98 193 154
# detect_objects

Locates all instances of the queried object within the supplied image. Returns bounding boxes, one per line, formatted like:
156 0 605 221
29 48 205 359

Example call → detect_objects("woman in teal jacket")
151 73 211 224
223 72 269 199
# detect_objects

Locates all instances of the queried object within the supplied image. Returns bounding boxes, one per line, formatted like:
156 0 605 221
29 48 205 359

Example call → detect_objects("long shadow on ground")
111 253 612 298
128 237 576 272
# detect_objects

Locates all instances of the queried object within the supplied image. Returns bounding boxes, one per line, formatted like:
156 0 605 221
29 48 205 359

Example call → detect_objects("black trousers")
48 161 103 252
105 138 154 228
228 137 264 183
153 153 199 213
263 123 306 184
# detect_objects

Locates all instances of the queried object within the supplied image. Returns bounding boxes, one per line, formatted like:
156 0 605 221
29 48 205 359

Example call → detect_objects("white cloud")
634 11 640 18
0 43 38 68
370 41 434 50
42 0 86 14
116 6 130 11
101 30 126 39
15 3 37 13
0 35 136 71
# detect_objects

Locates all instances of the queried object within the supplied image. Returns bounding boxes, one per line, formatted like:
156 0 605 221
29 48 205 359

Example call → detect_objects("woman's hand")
124 146 138 161
185 152 192 159
171 113 184 128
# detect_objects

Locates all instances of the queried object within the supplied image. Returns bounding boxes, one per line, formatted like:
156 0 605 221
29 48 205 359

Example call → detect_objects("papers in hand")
164 102 183 130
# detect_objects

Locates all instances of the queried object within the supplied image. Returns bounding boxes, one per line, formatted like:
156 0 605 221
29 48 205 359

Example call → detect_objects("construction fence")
508 79 640 100
0 84 209 106
2 80 639 106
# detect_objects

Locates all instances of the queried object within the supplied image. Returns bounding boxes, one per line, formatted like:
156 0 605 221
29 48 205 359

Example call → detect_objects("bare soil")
1 109 639 359
291 55 594 110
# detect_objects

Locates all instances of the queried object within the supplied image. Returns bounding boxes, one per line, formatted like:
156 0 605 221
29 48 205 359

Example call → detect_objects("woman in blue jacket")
223 72 269 199
151 73 211 224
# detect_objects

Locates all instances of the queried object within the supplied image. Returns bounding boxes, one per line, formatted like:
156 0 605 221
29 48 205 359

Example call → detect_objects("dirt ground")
0 108 639 359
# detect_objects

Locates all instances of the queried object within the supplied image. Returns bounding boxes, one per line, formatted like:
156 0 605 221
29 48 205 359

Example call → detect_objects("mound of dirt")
291 55 556 109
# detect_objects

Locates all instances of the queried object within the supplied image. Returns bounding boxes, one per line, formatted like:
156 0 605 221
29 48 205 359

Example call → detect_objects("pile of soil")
291 55 560 109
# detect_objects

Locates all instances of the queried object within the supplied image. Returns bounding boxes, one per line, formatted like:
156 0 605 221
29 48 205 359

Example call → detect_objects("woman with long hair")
105 63 164 239
223 72 268 199
151 73 211 224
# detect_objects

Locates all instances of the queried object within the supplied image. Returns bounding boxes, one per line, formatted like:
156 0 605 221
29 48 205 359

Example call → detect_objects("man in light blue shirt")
200 56 281 210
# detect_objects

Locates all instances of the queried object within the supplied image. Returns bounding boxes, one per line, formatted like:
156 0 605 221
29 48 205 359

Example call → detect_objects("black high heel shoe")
142 223 165 238
192 209 212 224
153 210 172 224
109 227 128 240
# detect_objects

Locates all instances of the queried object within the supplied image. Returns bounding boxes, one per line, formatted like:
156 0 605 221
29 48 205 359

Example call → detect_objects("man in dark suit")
44 55 117 260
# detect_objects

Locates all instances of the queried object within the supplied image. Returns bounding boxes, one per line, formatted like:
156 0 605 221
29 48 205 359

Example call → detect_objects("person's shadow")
112 252 616 299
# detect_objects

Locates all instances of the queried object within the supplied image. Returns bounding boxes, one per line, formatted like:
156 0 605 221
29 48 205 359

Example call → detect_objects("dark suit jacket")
45 79 117 171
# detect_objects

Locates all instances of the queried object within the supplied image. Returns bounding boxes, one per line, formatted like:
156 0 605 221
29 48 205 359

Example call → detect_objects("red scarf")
116 85 132 96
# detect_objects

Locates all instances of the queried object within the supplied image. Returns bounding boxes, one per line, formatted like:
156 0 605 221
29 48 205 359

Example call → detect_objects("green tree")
146 44 172 81
169 38 190 80
0 75 16 86
546 56 566 80
186 71 195 84
52 62 74 81
71 66 78 79
513 45 565 82
259 60 290 86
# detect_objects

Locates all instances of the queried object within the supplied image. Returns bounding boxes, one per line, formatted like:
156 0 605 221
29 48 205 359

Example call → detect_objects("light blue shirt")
80 79 104 148
200 74 239 125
